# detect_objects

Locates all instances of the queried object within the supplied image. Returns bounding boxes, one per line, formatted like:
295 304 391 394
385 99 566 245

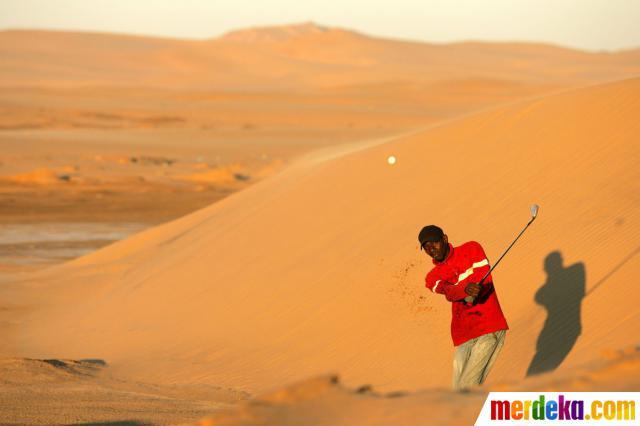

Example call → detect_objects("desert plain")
0 23 639 425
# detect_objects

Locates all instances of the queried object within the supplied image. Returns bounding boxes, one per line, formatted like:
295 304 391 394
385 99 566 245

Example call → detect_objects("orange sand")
0 23 638 425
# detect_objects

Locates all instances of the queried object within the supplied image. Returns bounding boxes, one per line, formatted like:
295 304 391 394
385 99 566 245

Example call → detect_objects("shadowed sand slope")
3 78 639 396
1 23 639 89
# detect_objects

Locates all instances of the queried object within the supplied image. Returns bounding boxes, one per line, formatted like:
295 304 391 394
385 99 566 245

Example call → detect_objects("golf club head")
530 204 539 219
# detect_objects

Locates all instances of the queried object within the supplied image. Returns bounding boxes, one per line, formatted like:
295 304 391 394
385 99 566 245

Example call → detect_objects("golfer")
419 225 509 391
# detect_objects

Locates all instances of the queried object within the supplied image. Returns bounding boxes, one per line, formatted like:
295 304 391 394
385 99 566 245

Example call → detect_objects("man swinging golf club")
419 206 538 391
419 225 509 391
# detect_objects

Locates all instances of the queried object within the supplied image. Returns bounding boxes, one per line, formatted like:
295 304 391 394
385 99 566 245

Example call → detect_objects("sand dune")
3 22 637 254
3 77 638 411
1 22 639 424
196 345 640 426
2 23 639 90
0 357 247 425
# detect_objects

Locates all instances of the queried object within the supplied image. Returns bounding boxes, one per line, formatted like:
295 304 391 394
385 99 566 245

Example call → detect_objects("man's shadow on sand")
526 251 585 377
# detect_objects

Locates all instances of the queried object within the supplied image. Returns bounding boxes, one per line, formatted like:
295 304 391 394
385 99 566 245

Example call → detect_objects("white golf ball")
387 155 397 165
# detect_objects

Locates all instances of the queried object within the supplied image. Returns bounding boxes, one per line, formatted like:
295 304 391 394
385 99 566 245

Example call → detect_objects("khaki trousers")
452 329 506 391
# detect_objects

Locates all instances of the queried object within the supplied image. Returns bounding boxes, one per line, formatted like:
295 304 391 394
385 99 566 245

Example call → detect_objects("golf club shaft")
479 216 536 285
466 215 537 303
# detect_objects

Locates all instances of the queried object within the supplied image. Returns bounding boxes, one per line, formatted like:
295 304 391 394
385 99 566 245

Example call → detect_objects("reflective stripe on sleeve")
454 259 489 285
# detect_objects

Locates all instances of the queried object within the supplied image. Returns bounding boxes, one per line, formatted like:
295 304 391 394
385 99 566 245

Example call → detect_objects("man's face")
423 235 448 262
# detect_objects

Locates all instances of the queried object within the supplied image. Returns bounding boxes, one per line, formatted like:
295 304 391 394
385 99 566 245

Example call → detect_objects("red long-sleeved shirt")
425 241 509 346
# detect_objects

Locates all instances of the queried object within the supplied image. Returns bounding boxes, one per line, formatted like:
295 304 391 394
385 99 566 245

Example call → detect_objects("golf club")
464 204 539 304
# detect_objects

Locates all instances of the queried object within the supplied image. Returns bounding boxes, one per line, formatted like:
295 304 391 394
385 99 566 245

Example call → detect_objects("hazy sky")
1 0 639 51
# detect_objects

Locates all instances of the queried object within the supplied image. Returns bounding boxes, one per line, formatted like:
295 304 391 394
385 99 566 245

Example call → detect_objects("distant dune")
1 22 639 90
